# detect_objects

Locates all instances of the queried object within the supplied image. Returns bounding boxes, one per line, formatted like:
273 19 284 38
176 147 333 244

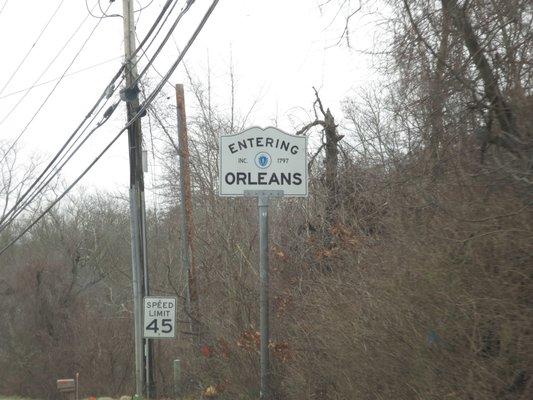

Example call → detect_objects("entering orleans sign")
219 127 308 197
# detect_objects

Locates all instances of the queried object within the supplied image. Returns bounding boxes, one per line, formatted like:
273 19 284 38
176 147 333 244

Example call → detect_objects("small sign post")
219 127 307 399
143 296 177 339
57 379 76 400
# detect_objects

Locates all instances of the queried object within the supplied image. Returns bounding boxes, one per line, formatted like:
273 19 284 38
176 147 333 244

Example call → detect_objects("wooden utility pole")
175 84 200 345
122 0 155 397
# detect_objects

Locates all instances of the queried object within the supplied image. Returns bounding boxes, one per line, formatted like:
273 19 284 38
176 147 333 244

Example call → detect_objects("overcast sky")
0 0 382 197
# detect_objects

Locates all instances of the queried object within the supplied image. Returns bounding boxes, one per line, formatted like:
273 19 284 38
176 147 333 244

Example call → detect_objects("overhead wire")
0 0 181 229
107 0 191 89
0 0 195 230
135 0 156 14
141 0 219 109
133 0 156 27
130 0 177 60
127 0 182 86
0 6 92 128
97 0 120 19
0 0 221 256
132 0 184 89
133 0 196 87
86 0 122 19
0 0 9 22
0 1 111 166
0 73 122 224
0 99 121 233
0 56 123 101
0 70 124 232
136 31 174 89
0 0 65 97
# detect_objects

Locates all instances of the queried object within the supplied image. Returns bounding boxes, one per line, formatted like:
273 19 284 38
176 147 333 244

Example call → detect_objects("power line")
0 56 123 101
0 0 181 229
1 0 185 168
0 104 123 256
0 0 179 222
135 0 156 14
134 0 196 87
0 1 109 164
0 0 179 181
0 74 123 232
113 0 195 89
130 0 177 60
136 32 174 88
0 3 95 127
132 0 183 87
0 0 9 21
141 0 220 108
0 0 66 97
0 79 121 227
0 0 221 256
99 0 155 19
86 0 122 19
0 0 200 234
130 0 182 83
0 100 121 233
134 0 156 27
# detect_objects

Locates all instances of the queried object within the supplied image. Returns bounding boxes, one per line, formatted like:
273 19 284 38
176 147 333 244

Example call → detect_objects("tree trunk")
324 108 339 229
442 0 519 151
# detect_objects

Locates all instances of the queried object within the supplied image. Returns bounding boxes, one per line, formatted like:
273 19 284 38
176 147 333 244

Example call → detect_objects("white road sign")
219 126 308 197
143 296 176 339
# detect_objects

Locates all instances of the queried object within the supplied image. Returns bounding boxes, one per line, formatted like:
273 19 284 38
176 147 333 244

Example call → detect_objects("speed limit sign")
143 296 177 338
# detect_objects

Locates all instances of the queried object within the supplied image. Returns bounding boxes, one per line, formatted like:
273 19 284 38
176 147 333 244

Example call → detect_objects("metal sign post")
219 127 308 400
257 195 270 399
245 190 282 400
258 195 270 400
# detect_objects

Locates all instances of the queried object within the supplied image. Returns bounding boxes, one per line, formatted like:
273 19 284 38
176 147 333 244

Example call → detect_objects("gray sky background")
0 0 383 197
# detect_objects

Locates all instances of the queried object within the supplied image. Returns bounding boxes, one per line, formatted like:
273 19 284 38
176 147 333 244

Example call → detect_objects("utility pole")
175 84 200 345
121 0 155 397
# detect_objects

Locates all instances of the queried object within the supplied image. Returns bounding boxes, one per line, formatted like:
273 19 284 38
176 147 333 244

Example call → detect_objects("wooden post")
175 84 200 344
173 359 181 398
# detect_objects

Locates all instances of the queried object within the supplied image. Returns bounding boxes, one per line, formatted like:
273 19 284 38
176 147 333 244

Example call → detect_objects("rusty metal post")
175 84 200 344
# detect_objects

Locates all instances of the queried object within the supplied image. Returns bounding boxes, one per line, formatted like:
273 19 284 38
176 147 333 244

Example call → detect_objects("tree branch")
295 120 325 136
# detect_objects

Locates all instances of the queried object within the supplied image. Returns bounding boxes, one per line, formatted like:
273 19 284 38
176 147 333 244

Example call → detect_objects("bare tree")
0 143 39 225
297 88 344 230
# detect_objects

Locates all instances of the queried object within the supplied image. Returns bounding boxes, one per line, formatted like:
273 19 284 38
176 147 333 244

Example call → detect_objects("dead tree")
297 88 344 230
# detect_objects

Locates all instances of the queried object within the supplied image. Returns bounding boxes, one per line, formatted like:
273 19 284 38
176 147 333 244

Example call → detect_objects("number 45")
146 319 172 333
